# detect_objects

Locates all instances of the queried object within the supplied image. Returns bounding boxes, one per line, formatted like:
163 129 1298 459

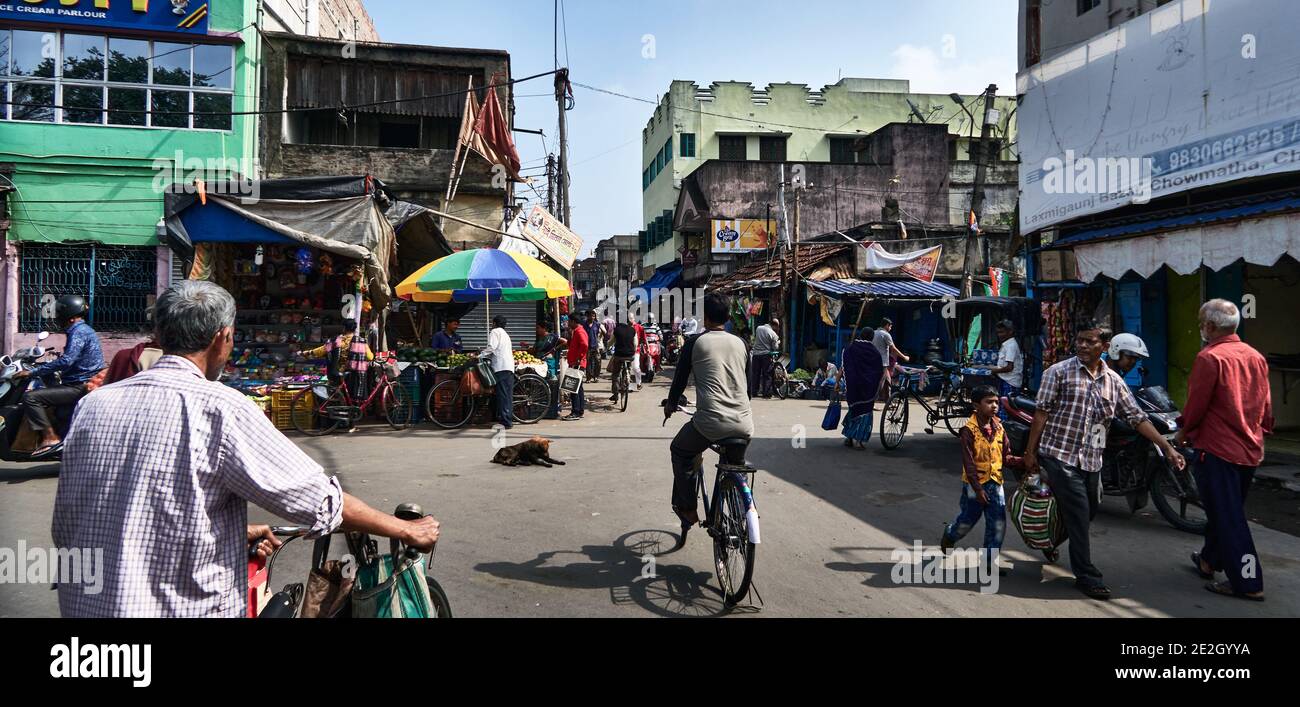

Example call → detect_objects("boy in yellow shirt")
940 385 1022 574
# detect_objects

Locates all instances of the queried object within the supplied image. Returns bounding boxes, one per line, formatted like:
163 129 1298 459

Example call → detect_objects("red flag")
473 83 523 178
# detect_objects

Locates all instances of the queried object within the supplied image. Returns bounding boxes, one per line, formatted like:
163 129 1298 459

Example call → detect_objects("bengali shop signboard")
1016 0 1300 232
0 0 211 36
520 205 582 270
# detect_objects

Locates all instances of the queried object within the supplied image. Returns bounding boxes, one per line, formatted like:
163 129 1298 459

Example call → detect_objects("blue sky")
369 0 1019 255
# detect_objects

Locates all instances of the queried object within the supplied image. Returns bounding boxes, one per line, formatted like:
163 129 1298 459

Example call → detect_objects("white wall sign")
1017 0 1300 232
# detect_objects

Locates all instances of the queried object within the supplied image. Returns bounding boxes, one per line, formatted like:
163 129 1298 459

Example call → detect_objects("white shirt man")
681 316 700 336
488 325 513 373
997 336 1023 389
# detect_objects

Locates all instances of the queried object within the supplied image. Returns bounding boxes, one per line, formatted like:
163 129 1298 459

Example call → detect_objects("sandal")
31 442 63 458
1190 552 1214 579
1079 583 1112 601
1204 581 1264 602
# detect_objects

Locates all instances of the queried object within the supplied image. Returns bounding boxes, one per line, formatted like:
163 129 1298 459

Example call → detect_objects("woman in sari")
840 327 884 450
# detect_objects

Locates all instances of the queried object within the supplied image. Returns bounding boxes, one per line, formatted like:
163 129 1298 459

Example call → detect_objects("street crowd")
22 277 1276 615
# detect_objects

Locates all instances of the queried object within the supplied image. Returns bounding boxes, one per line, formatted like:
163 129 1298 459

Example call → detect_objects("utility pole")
961 83 998 298
545 154 556 214
555 69 571 226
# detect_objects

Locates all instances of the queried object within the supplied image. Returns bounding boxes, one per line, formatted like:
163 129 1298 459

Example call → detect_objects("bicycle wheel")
291 385 342 436
942 384 970 436
512 373 551 424
380 382 413 430
712 473 756 606
1149 459 1207 535
772 366 788 399
619 366 629 412
425 378 475 429
425 575 453 618
879 389 909 449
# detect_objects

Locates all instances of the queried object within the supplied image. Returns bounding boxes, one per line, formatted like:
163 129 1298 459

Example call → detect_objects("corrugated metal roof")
808 278 958 298
709 244 851 292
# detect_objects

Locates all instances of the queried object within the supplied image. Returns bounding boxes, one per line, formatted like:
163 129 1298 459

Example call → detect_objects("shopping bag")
1009 475 1067 552
461 368 484 396
475 360 497 389
821 398 843 430
299 560 354 618
352 554 437 618
560 366 585 394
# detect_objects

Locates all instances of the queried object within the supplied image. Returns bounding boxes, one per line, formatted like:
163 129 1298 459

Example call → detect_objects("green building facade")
0 0 261 352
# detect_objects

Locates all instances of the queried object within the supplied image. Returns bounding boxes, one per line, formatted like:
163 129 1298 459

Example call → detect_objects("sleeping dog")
491 436 567 468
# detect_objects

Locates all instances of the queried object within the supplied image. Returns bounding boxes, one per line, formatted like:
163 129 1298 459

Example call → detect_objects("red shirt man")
567 321 589 368
1177 333 1274 466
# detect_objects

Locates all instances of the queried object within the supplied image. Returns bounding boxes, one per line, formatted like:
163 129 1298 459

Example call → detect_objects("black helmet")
55 295 88 322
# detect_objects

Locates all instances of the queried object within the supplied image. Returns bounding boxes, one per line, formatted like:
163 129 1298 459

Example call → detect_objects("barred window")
0 28 234 130
19 244 157 333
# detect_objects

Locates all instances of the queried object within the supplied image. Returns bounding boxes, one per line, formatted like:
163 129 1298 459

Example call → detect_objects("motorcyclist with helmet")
1106 332 1149 378
14 295 104 457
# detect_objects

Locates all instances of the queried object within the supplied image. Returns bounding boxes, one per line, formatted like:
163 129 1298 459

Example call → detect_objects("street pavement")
1 369 1297 618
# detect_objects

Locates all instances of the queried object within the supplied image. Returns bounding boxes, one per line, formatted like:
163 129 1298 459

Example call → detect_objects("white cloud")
888 43 1016 96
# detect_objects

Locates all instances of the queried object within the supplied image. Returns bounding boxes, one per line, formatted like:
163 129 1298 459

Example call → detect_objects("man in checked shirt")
53 280 440 618
1024 320 1184 601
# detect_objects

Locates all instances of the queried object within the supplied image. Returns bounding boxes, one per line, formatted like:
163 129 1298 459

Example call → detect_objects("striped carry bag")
1009 474 1067 562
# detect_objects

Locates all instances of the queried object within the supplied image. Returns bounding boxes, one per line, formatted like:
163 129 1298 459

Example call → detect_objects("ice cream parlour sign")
0 1 211 36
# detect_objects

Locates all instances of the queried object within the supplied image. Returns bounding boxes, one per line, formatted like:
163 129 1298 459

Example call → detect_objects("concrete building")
1018 0 1168 71
639 78 1018 276
593 234 641 288
670 122 1020 285
1016 0 1300 452
258 32 513 251
262 0 379 42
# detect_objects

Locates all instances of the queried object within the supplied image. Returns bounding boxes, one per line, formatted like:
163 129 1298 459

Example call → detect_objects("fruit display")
513 350 542 365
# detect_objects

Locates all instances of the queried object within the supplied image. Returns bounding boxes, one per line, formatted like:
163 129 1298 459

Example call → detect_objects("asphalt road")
1 369 1296 617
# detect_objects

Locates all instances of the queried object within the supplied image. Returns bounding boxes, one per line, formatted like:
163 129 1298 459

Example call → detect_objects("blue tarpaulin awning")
638 262 684 292
179 201 298 244
808 278 958 299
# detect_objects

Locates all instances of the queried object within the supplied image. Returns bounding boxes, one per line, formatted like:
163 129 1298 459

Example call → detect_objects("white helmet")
1108 333 1149 360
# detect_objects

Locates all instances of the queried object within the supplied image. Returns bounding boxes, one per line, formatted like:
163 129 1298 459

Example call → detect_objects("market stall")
162 176 399 428
395 248 569 426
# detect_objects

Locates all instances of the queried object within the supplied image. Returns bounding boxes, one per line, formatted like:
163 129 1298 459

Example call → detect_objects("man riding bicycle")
608 314 643 400
663 294 753 526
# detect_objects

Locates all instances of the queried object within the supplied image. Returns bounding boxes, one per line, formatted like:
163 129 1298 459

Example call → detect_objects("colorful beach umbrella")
396 248 572 303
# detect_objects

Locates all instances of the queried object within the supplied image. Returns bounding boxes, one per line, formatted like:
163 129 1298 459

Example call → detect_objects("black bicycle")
663 404 759 607
613 358 632 412
879 362 972 449
253 503 452 618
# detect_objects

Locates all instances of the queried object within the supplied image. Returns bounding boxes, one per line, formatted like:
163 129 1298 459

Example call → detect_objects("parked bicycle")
878 362 972 449
290 359 413 436
769 351 790 400
250 503 451 618
425 352 552 429
662 403 760 607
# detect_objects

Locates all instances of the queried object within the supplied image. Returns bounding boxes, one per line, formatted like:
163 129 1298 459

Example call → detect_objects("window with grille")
1077 0 1100 15
19 243 157 333
0 28 234 130
829 137 855 164
719 135 747 160
759 136 787 162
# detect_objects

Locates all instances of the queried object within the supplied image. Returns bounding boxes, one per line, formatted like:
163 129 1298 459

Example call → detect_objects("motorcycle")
1000 372 1205 535
642 328 663 381
0 332 75 463
664 328 683 366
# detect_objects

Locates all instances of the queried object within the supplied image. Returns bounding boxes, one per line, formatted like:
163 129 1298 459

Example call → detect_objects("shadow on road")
823 545 1084 601
473 529 759 617
0 464 60 484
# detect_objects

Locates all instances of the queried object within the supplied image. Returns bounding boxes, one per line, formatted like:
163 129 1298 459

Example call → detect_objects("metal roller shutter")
455 302 538 352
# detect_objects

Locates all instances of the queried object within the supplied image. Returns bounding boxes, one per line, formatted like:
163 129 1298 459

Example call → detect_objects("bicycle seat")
1012 396 1038 414
710 437 751 466
932 360 962 373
